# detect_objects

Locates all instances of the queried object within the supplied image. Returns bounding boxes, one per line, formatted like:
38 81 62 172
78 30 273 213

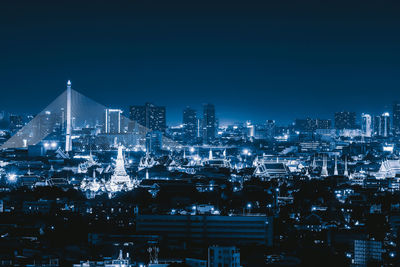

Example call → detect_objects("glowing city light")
8 173 17 182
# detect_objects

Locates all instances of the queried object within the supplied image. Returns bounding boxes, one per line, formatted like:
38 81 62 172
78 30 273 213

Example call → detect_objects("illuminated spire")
312 156 317 169
334 155 338 176
344 156 349 177
321 155 328 177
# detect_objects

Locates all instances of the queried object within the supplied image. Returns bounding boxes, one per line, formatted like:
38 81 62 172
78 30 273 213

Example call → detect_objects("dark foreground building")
136 214 273 247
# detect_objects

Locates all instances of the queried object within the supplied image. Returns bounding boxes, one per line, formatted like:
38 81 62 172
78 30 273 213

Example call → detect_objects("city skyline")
1 82 399 128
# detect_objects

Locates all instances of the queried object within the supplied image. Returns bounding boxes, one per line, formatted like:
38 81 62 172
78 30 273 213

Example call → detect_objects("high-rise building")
145 131 163 153
105 109 122 134
9 114 23 132
182 107 197 141
208 246 240 267
373 115 382 136
202 104 216 144
266 120 276 138
246 121 255 138
129 103 166 132
353 240 383 266
317 119 332 129
361 113 372 137
129 105 146 129
381 112 391 137
334 111 356 130
393 101 400 136
372 113 391 137
295 118 331 132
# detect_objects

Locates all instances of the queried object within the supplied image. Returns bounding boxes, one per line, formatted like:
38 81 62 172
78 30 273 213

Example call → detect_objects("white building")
361 113 372 137
375 159 400 179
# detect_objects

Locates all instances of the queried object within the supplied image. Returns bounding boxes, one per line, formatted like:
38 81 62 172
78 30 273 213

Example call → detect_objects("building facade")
129 103 166 132
202 104 216 144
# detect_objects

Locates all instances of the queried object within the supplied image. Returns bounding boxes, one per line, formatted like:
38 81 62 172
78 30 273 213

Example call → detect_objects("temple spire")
344 156 349 177
321 155 328 177
334 155 338 176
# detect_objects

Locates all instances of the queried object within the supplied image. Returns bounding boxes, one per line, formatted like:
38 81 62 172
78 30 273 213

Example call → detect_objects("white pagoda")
105 145 138 192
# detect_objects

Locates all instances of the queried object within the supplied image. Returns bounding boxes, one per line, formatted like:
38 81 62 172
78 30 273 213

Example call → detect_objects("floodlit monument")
105 145 138 193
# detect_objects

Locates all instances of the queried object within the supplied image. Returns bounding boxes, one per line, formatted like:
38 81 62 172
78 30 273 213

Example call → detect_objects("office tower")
393 101 400 136
182 107 197 140
202 103 216 143
246 121 255 138
317 119 332 129
373 115 382 136
146 131 163 153
295 118 331 132
334 111 356 130
34 111 58 140
266 120 276 138
353 240 383 266
9 114 23 132
361 113 372 137
105 109 122 134
208 246 240 267
129 103 166 132
381 112 391 137
129 105 146 129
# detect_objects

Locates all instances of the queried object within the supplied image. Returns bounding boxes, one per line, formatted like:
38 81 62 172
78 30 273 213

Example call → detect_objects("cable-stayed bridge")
1 81 180 152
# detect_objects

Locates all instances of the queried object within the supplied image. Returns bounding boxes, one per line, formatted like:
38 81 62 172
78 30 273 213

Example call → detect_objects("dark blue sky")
1 0 400 125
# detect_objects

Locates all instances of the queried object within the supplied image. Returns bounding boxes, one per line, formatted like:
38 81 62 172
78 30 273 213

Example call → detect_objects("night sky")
1 0 400 125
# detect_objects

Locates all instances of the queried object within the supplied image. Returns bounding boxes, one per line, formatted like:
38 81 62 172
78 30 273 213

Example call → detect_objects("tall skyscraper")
381 112 391 137
334 111 356 130
182 107 197 141
266 120 276 138
146 131 163 153
393 101 400 136
373 115 382 136
202 103 216 144
9 114 23 132
361 113 372 137
372 113 391 137
295 118 331 132
129 105 146 129
129 103 166 132
105 109 122 134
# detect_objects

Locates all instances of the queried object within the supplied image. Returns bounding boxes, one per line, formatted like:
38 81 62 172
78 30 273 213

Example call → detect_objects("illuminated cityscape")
2 1 400 266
